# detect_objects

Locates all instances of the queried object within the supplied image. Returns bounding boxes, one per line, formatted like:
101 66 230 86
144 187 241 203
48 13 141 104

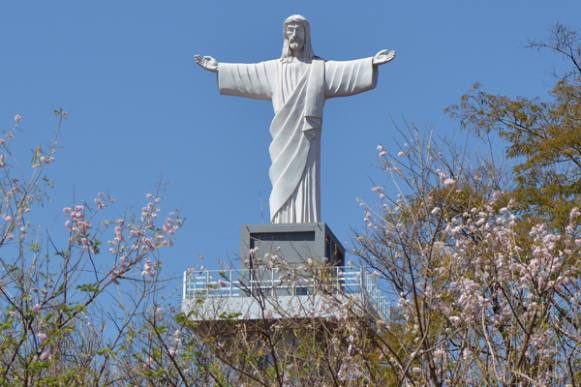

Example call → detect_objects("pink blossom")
114 225 124 242
443 178 456 186
94 195 106 209
39 350 50 361
14 114 22 124
142 238 155 252
32 303 41 313
435 169 447 180
141 259 156 277
449 315 461 325
376 144 387 157
36 332 48 343
129 228 142 237
371 185 385 199
39 155 55 164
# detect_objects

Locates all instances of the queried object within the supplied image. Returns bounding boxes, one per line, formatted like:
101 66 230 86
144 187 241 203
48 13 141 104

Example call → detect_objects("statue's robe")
218 57 377 223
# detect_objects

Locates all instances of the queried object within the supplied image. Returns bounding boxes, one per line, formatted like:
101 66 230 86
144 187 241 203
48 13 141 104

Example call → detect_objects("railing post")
292 267 295 296
183 270 187 300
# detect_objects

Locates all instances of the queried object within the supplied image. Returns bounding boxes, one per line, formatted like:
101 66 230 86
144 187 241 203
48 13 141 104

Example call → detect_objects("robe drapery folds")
218 57 376 223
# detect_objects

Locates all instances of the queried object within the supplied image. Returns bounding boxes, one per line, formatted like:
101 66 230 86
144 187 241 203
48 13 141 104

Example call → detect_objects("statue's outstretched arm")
372 49 396 66
194 55 219 72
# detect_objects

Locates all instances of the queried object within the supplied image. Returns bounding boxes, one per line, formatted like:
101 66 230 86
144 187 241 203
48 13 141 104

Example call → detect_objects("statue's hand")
194 55 219 72
372 49 396 65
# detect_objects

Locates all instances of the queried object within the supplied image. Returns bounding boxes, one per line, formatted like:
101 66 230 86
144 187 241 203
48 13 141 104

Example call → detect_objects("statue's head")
281 15 315 62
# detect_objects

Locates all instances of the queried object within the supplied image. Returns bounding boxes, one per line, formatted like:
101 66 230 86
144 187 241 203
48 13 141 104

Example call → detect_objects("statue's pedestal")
240 223 345 268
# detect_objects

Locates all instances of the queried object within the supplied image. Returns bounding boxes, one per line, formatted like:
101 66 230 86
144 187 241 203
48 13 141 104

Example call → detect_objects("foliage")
358 132 579 385
0 111 185 384
445 24 581 229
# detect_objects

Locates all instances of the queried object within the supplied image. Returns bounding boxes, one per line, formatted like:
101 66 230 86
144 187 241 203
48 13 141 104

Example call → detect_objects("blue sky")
0 1 579 298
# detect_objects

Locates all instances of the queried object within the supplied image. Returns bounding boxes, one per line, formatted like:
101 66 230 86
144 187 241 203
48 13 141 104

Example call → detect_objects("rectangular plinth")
240 223 344 269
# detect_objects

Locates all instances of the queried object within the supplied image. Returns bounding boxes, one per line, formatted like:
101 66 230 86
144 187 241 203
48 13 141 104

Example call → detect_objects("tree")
352 24 580 385
0 111 185 384
445 24 581 229
357 129 579 385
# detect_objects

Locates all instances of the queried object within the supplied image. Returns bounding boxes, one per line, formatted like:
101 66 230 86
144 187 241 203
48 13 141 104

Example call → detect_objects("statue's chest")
279 62 309 99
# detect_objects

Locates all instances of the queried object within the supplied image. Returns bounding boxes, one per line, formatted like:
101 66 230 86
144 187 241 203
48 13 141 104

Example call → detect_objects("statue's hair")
281 14 315 62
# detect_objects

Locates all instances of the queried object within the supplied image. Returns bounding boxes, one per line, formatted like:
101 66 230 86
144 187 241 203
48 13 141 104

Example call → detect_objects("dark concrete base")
240 223 345 269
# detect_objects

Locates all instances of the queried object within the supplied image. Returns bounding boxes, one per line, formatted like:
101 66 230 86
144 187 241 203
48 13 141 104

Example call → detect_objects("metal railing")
183 266 390 319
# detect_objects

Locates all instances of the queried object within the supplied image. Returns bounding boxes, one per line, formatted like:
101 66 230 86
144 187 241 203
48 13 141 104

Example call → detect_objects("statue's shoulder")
259 59 279 71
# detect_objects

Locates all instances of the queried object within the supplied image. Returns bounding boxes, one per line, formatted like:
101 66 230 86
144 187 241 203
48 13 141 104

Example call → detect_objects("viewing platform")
182 266 390 321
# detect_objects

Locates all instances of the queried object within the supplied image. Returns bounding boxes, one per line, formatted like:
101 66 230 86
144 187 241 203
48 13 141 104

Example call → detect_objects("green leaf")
31 145 42 167
76 283 99 293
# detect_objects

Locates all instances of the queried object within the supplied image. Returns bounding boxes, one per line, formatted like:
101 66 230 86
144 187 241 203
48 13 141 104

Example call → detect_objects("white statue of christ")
195 14 395 224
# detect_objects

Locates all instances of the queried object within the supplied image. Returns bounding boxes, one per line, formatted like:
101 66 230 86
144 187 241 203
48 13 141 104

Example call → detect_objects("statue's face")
285 22 305 52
